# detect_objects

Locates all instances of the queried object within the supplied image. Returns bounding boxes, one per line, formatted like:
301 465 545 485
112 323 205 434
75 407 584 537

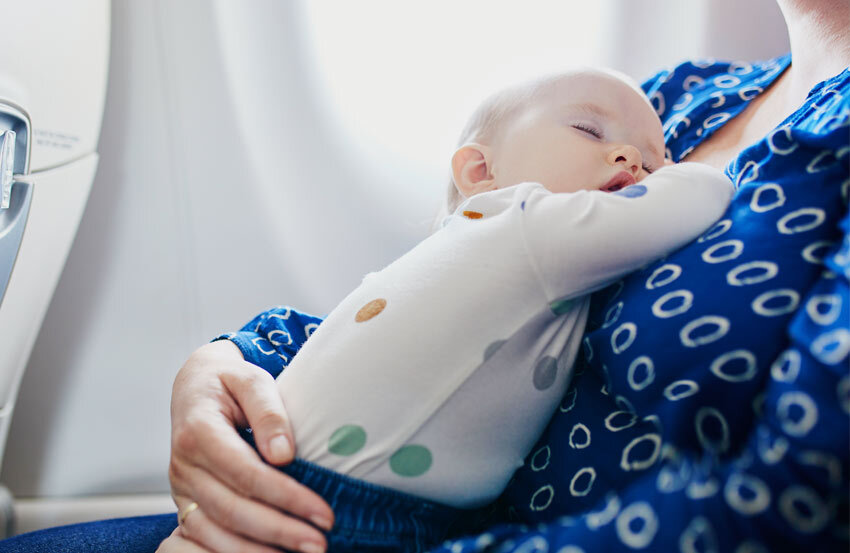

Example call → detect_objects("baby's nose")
607 145 642 176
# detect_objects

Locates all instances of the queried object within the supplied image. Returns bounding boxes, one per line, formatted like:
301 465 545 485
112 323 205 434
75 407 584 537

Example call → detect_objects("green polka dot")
549 297 574 315
389 445 432 477
328 425 367 456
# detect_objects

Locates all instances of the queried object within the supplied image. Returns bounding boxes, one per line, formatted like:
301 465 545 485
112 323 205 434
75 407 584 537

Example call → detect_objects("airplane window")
299 1 609 206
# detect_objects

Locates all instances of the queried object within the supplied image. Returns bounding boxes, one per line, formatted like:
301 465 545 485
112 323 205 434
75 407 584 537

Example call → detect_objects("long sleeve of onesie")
513 162 734 305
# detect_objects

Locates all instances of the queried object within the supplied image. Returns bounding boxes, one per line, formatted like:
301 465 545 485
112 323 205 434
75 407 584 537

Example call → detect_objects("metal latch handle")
0 131 14 209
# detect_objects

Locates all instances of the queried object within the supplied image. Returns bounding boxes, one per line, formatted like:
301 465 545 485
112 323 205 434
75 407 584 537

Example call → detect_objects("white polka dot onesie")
276 162 733 508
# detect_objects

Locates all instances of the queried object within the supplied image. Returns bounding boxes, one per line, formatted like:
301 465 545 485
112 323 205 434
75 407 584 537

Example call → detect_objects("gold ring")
178 501 199 526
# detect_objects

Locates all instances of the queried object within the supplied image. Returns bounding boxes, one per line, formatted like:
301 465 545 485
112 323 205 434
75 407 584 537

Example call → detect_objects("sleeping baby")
263 68 733 552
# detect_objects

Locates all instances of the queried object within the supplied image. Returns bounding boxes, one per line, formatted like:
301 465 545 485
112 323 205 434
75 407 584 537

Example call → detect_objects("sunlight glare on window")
298 1 608 190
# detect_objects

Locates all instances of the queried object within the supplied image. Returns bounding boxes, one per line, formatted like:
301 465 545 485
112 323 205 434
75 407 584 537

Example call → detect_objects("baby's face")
490 72 666 194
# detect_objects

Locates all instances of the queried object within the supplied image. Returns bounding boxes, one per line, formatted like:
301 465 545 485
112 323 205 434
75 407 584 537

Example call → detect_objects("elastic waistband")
282 457 464 542
239 429 474 549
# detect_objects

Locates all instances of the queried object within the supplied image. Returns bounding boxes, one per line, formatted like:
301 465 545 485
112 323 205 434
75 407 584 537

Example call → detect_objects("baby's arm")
520 162 734 301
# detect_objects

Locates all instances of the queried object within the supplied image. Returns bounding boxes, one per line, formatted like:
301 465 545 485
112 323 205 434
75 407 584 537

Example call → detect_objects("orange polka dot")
463 210 483 219
355 299 387 322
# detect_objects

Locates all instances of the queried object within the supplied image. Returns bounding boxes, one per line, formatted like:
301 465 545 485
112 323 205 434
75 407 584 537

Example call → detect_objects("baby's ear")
451 143 496 199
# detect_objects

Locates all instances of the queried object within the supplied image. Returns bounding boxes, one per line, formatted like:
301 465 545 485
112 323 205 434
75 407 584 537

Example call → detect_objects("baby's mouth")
601 171 637 192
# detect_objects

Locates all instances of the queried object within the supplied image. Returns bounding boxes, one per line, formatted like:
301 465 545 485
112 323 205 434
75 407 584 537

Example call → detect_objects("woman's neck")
779 0 850 97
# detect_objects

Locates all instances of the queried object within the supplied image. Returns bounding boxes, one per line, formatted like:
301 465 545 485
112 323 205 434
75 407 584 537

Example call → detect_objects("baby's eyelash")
572 122 656 173
572 124 603 138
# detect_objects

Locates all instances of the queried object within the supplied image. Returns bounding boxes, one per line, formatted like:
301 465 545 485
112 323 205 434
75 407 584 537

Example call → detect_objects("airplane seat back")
0 1 110 533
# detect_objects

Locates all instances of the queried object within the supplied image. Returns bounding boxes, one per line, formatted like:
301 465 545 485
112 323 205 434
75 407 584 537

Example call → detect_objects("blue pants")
0 513 178 552
277 457 470 552
0 459 478 553
1 423 484 553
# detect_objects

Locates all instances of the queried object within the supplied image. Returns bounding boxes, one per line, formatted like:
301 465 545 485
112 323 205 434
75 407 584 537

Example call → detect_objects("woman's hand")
168 340 334 553
157 527 214 553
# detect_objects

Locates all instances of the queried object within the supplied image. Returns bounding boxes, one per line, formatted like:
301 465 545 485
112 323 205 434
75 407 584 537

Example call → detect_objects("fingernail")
269 434 292 461
310 514 333 531
299 542 325 553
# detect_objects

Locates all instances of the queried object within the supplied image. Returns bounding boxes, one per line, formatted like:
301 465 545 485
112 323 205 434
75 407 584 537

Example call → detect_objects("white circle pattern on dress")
776 391 818 437
645 264 682 289
568 423 591 449
756 427 788 465
736 161 759 187
652 290 694 318
767 126 798 155
615 501 658 548
664 379 700 401
770 349 801 383
530 445 551 472
709 349 757 382
726 261 778 286
569 467 596 497
779 485 831 533
801 240 834 264
585 493 621 530
267 329 292 346
627 356 655 390
695 407 730 454
749 183 785 213
680 315 731 347
776 208 826 234
714 75 741 88
686 478 719 500
723 473 771 515
697 219 732 243
810 328 850 365
605 410 638 432
611 322 637 354
529 485 555 512
701 240 744 263
737 86 762 101
751 288 800 317
679 516 718 553
620 434 662 471
805 294 842 325
602 302 624 328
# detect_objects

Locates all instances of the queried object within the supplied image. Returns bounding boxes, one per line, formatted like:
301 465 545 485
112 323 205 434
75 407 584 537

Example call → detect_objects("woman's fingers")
156 527 211 553
171 405 334 532
173 496 292 553
176 467 329 553
169 342 335 549
219 365 294 465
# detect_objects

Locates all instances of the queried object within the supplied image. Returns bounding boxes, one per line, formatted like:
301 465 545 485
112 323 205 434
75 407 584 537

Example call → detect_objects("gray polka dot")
484 340 507 361
533 356 558 390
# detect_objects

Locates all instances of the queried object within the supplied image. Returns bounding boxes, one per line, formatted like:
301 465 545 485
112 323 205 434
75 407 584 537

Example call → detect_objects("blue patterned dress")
225 54 849 552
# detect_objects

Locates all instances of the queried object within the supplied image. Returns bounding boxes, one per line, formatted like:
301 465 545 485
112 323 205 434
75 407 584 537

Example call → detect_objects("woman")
2 0 846 551
161 0 850 548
